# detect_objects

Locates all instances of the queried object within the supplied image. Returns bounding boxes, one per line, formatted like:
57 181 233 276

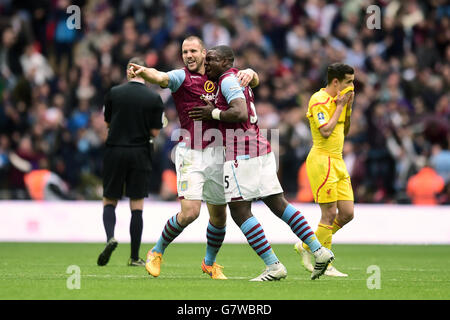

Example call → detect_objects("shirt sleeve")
311 103 330 128
220 75 245 104
103 90 112 123
166 69 186 92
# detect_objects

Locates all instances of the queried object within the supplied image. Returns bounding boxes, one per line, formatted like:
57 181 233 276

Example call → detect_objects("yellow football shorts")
306 149 354 203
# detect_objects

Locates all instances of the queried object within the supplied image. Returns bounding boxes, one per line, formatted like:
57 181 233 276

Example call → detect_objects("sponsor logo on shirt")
204 80 215 93
200 93 216 101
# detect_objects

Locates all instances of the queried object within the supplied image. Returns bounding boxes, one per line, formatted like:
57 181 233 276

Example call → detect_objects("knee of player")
210 213 227 228
208 204 227 220
229 209 253 227
344 210 354 222
323 207 337 217
180 206 201 224
338 209 354 224
263 193 288 217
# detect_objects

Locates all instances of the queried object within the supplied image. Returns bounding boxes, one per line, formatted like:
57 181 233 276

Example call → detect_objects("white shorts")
223 152 283 202
175 143 226 205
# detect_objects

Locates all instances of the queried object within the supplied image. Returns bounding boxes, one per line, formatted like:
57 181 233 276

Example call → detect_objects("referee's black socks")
103 204 116 242
130 210 143 260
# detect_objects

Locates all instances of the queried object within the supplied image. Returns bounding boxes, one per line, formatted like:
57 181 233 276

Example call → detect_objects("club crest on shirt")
317 112 326 125
204 80 215 93
180 181 188 191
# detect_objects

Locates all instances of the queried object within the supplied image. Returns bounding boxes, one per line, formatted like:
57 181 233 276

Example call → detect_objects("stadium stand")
0 0 448 204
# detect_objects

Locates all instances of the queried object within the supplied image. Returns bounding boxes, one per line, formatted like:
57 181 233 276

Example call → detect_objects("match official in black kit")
97 57 165 267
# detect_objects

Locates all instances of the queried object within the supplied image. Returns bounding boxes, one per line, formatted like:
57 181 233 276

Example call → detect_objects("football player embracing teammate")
130 36 259 279
189 45 334 281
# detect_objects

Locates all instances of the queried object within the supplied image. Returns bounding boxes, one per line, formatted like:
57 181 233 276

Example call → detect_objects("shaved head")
209 45 234 66
204 45 235 81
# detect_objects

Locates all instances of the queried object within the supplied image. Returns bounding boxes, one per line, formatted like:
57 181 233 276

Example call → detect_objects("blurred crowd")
0 0 449 204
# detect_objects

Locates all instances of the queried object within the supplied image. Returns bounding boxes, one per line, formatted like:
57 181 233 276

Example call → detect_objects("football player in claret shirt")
295 63 355 278
129 36 259 279
189 45 334 281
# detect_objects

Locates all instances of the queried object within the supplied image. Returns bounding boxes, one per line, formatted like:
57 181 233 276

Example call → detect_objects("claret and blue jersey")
215 68 271 161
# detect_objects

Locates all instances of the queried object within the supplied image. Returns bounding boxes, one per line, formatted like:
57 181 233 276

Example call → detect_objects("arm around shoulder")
247 68 260 88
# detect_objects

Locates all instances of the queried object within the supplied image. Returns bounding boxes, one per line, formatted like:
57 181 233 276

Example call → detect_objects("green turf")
0 242 449 300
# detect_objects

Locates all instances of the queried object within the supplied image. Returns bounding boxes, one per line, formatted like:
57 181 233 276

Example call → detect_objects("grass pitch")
1 242 449 300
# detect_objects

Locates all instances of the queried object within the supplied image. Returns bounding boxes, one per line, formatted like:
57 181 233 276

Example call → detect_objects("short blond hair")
183 36 205 49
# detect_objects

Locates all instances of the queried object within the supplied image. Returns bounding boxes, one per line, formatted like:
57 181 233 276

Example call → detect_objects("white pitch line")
1 273 449 282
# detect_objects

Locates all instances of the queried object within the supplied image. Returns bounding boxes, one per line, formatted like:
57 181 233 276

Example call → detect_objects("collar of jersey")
320 88 337 102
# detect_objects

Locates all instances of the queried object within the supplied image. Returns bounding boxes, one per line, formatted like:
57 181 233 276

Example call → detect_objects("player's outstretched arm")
129 63 170 87
188 98 248 123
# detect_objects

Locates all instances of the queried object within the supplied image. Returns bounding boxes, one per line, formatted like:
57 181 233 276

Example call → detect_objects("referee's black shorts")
102 145 151 199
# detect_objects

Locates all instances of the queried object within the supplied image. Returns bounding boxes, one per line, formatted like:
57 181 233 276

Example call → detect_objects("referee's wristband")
211 108 221 120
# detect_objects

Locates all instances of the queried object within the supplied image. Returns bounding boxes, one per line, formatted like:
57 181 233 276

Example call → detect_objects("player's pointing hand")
129 63 146 77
